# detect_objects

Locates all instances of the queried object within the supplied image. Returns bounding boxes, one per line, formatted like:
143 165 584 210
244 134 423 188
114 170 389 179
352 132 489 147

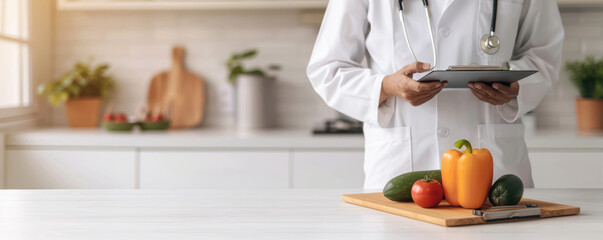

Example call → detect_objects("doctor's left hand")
468 82 519 105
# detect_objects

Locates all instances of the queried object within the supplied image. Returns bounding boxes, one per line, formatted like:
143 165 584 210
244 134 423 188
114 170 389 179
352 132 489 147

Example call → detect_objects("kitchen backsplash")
49 8 602 130
51 10 335 129
535 9 603 130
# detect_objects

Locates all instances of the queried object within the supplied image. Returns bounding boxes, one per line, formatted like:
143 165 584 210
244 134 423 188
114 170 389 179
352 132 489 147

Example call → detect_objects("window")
0 0 31 117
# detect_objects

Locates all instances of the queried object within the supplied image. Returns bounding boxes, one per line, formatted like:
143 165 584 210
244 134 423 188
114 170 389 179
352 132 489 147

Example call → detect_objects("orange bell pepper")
441 139 493 209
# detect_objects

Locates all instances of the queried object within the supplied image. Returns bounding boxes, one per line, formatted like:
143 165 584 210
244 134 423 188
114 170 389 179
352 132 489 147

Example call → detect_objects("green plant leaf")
225 49 280 84
37 61 115 106
268 65 281 71
59 92 69 101
228 66 244 84
75 72 89 86
565 56 603 100
226 59 237 69
93 64 109 76
65 85 81 97
244 69 267 77
239 49 257 59
61 75 74 87
231 50 257 61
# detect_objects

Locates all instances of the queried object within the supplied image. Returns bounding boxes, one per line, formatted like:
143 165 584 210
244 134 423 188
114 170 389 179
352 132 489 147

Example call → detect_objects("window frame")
0 0 36 122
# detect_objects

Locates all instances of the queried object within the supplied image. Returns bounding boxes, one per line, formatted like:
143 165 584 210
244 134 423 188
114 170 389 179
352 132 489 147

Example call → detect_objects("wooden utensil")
342 192 580 227
147 46 205 129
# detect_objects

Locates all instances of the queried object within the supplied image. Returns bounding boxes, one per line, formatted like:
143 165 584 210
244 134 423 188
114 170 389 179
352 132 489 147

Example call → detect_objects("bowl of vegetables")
102 113 136 131
139 113 170 131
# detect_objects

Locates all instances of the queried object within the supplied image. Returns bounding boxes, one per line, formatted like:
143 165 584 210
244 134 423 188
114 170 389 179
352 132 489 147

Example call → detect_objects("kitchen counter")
4 127 603 150
0 188 600 239
4 128 363 149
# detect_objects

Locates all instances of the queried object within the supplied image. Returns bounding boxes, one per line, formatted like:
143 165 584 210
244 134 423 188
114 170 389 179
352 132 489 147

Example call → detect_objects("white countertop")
4 128 364 149
4 128 603 150
0 188 600 240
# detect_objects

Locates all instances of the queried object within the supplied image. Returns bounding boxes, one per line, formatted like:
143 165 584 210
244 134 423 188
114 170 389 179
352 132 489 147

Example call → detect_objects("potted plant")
226 49 280 130
38 62 115 128
565 56 603 130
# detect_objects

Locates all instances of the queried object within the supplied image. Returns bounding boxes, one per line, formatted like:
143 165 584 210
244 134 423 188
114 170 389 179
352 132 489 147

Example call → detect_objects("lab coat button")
439 27 451 37
437 127 450 138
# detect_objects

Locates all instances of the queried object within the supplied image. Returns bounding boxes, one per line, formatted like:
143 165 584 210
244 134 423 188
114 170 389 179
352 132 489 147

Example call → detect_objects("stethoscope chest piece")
398 0 501 59
480 33 500 55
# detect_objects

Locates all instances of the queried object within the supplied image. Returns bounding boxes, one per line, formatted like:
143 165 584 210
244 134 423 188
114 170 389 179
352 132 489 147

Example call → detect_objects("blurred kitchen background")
0 0 602 190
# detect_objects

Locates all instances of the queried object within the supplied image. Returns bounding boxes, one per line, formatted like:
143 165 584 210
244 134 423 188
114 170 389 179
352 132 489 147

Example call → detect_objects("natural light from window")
0 0 31 109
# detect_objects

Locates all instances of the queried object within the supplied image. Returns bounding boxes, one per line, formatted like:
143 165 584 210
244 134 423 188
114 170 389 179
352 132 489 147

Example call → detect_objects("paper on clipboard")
418 65 538 88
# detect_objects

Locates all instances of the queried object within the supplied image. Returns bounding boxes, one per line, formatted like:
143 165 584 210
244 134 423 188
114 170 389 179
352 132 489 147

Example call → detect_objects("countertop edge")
4 128 603 150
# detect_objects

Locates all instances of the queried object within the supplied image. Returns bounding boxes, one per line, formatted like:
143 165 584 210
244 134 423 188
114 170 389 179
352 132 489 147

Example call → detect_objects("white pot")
235 74 275 131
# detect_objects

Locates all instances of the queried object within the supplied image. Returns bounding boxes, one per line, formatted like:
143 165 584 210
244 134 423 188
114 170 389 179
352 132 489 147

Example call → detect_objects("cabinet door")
529 152 603 188
292 151 364 188
6 149 136 189
140 151 289 189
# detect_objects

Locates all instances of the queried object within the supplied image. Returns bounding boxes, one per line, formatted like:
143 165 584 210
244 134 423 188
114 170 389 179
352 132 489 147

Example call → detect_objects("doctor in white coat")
307 0 564 189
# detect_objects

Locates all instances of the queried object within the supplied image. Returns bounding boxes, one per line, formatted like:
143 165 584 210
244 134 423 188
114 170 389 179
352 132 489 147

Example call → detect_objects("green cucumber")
488 174 524 206
383 170 442 202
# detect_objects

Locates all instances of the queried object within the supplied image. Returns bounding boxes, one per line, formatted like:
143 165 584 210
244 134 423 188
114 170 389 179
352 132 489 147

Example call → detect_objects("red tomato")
151 114 164 122
114 114 128 123
411 177 444 208
102 113 114 122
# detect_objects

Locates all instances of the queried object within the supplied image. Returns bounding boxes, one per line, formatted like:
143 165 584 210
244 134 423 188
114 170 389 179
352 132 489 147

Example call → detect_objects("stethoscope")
397 0 500 70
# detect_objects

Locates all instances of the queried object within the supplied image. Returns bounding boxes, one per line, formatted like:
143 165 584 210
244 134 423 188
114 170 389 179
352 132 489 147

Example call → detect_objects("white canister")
235 75 275 131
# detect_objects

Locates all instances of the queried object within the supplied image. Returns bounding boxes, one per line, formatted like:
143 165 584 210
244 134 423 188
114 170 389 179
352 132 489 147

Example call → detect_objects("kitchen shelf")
56 0 329 11
57 0 603 11
557 0 603 8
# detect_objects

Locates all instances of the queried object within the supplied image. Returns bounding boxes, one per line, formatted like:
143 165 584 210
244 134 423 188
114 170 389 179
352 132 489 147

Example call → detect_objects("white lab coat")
307 0 564 189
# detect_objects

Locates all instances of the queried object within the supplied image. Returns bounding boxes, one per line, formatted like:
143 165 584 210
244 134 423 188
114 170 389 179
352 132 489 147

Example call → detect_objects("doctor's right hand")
380 62 447 106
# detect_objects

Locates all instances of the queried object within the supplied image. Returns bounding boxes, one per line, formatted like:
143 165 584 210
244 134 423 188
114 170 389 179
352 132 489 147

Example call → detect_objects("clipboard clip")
473 204 541 222
447 65 503 71
447 62 512 71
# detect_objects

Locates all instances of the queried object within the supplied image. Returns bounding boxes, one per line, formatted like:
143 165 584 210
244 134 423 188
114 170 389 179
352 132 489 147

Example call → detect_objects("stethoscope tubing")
397 0 500 68
490 0 498 35
398 5 437 70
397 0 437 69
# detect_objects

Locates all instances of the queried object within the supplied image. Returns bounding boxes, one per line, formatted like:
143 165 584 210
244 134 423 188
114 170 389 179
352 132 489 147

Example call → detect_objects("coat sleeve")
306 0 394 127
498 0 565 122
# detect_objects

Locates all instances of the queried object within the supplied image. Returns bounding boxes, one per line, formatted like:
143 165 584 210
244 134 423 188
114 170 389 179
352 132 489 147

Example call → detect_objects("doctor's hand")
468 82 519 105
380 62 447 106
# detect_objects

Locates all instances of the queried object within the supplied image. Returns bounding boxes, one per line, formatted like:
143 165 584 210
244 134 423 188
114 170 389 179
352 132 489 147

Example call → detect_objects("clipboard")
417 65 538 88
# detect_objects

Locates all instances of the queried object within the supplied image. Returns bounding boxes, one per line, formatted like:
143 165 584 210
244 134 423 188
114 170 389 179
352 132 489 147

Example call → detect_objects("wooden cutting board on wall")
147 46 205 128
342 193 580 227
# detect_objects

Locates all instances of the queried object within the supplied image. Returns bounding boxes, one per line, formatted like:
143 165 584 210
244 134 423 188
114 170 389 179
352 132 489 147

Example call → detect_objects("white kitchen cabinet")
529 152 603 188
5 149 137 189
4 128 603 190
292 151 365 188
140 150 289 189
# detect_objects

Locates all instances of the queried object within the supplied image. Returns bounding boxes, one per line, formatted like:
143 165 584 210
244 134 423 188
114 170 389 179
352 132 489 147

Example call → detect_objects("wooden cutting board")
342 192 580 227
147 46 205 129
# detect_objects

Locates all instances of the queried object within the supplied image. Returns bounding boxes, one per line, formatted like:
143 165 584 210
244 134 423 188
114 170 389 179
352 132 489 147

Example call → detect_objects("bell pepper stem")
454 139 473 154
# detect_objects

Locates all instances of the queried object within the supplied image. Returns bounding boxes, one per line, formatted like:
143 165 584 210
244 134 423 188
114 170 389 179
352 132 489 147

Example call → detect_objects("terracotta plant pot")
65 97 103 128
575 98 603 130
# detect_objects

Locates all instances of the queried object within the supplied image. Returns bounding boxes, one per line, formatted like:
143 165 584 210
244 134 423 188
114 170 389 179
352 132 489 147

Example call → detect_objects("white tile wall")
535 9 603 130
51 10 335 128
50 8 602 130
